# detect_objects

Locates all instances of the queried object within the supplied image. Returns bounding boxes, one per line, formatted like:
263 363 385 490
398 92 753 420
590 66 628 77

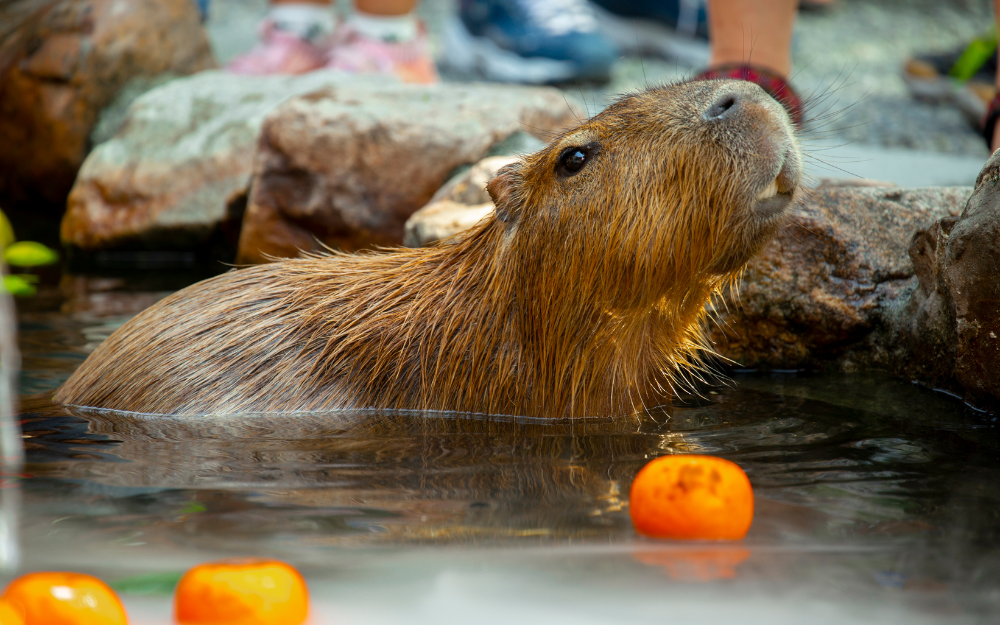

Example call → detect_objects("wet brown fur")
55 80 800 418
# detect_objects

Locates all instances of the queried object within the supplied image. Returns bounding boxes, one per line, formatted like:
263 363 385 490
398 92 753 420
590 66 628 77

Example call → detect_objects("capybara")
55 79 802 418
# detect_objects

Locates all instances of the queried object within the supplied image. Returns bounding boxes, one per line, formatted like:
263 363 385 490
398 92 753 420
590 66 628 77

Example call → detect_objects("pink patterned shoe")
326 21 439 84
226 19 328 76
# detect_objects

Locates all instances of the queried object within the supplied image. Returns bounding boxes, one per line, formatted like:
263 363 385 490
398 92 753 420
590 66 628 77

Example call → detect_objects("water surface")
10 276 1000 624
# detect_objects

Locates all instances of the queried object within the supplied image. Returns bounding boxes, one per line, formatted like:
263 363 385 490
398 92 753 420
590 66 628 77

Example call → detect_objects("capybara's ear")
488 164 523 224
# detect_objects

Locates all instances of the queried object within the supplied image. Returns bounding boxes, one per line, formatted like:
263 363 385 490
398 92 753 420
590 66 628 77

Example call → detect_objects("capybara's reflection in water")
38 406 690 542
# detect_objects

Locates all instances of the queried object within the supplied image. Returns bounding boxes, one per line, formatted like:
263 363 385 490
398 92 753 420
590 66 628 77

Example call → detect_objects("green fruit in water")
3 241 58 267
2 274 37 297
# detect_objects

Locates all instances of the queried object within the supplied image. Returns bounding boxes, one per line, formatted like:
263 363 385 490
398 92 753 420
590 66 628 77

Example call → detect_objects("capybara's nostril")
703 92 740 121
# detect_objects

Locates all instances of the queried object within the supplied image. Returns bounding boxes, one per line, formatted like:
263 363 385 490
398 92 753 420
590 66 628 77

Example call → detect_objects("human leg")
700 0 801 125
707 0 796 77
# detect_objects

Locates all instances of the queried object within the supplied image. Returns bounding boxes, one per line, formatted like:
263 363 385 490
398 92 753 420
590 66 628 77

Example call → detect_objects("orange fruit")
1 572 127 625
174 559 308 625
629 455 754 540
0 598 25 625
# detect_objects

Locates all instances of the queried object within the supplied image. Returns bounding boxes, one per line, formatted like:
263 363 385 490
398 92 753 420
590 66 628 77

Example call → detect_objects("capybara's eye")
557 147 589 176
556 142 601 177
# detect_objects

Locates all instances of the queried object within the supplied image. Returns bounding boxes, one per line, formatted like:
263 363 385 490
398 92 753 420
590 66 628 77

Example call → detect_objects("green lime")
3 241 59 267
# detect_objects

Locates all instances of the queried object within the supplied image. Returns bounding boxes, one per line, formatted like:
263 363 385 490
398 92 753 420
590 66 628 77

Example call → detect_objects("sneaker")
226 9 331 75
443 0 618 84
589 0 709 67
193 0 210 22
326 17 439 84
592 0 708 39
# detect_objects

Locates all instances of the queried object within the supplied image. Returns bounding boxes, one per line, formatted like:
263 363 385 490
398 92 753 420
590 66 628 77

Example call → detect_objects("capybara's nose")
702 91 740 122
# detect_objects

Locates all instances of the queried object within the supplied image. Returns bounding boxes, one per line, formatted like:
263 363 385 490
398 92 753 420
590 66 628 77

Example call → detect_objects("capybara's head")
488 79 801 306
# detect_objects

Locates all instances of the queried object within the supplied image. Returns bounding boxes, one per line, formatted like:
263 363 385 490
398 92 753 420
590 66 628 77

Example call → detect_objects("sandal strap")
694 64 804 127
983 92 1000 151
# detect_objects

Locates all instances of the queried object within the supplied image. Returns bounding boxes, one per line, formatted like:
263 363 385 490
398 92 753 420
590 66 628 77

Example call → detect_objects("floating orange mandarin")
174 559 308 625
0 598 24 625
629 455 754 540
1 572 127 625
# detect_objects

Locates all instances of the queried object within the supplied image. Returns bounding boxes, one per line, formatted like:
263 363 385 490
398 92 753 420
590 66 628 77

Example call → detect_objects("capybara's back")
56 80 802 417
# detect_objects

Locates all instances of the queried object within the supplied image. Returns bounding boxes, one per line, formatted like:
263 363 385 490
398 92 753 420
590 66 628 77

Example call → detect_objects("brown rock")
710 186 971 369
0 0 216 210
236 84 579 263
883 216 960 388
946 167 1000 403
889 155 1000 407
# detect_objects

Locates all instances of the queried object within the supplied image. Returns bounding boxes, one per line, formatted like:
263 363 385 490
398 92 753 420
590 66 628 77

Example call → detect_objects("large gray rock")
62 70 358 253
235 82 578 263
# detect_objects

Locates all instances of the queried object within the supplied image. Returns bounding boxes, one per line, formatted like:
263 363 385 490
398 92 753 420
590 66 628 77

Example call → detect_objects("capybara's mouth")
753 190 795 217
753 146 800 217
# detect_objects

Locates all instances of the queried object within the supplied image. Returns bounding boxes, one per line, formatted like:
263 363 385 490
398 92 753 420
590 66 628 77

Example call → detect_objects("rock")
709 186 972 369
814 178 896 189
62 71 357 254
944 167 1000 404
884 155 1000 407
404 155 518 247
0 0 216 210
236 83 578 263
881 216 960 390
403 201 494 249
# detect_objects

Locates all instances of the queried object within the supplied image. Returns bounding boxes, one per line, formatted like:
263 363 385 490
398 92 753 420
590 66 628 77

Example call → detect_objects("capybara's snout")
698 80 797 137
701 89 741 123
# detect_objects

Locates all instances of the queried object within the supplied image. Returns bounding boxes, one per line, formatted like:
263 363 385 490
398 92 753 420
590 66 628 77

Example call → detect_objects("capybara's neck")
326 217 719 417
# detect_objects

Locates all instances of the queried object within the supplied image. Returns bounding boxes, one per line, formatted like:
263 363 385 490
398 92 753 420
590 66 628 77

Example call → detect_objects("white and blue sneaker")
443 0 619 84
589 0 710 68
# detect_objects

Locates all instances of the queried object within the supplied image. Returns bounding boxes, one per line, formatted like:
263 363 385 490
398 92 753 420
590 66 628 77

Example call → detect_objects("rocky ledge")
61 72 579 259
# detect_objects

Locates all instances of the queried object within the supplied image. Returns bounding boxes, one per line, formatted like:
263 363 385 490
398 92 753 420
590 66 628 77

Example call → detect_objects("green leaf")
3 241 59 267
178 501 207 515
949 29 999 81
2 274 37 297
0 209 13 250
109 571 184 596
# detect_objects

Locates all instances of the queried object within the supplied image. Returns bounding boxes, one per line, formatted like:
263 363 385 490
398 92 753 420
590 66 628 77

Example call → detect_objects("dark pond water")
7 272 1000 623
